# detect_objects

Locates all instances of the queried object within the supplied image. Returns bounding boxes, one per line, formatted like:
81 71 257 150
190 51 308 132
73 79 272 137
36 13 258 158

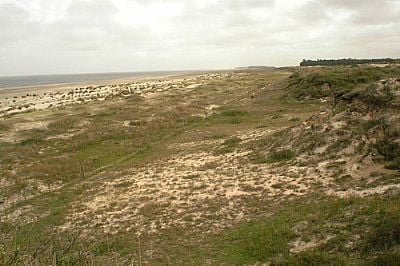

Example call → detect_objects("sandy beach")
0 70 221 117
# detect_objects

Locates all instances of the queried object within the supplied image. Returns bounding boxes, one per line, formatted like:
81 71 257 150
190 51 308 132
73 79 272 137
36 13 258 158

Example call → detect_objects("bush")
358 85 394 110
375 140 400 162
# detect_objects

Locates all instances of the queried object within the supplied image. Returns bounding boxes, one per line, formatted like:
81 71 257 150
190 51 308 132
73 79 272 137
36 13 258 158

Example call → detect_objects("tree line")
300 58 400 66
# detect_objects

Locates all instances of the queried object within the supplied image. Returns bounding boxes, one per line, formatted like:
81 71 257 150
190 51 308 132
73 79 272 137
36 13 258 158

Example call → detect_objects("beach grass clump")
214 137 242 155
207 109 250 125
18 137 44 146
223 137 242 147
220 110 248 117
48 117 79 132
267 149 295 163
249 152 269 164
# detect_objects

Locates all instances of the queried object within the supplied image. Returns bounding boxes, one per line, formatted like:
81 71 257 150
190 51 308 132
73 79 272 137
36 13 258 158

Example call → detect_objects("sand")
0 71 222 117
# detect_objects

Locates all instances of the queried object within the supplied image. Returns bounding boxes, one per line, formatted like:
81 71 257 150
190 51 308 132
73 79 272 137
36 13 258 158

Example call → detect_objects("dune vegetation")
1 66 400 265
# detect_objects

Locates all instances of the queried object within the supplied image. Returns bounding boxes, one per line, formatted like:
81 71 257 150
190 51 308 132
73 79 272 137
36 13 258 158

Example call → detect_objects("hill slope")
1 67 399 265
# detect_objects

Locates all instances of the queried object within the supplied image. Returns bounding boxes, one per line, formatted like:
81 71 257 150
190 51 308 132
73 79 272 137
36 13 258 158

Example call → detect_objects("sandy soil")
0 71 226 117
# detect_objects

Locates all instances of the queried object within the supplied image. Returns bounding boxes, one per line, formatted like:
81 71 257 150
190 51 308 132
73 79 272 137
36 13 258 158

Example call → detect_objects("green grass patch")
215 194 400 265
222 216 295 264
208 109 250 125
267 149 295 163
18 137 44 146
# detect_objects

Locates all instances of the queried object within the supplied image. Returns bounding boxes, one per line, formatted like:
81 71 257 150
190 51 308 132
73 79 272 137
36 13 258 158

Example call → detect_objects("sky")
0 0 399 76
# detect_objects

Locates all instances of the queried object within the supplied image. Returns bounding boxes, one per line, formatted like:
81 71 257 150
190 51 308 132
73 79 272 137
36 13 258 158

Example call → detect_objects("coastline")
0 70 209 97
0 70 227 117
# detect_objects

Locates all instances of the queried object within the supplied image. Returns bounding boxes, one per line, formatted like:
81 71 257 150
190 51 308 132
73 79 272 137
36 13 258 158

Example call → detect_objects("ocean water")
0 71 178 89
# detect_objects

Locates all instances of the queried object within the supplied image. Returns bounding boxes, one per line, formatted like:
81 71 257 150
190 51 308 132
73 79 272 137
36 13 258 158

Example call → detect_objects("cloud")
0 0 399 76
48 0 153 51
316 0 400 25
0 3 41 46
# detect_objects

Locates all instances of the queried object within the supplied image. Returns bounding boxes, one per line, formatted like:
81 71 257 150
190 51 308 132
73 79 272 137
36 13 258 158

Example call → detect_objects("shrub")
358 85 394 110
375 140 400 162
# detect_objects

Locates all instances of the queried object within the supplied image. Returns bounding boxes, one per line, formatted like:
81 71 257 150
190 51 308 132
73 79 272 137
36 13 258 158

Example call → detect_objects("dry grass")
1 67 399 264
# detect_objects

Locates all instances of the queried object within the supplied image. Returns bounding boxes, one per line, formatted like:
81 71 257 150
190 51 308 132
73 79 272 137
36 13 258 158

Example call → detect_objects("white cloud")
0 0 399 76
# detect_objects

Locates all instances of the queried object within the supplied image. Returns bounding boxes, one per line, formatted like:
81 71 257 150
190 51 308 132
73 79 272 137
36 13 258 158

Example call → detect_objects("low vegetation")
286 65 400 100
1 66 399 264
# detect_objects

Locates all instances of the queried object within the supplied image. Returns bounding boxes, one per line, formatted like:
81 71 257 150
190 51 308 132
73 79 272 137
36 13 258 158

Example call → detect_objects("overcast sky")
0 0 399 76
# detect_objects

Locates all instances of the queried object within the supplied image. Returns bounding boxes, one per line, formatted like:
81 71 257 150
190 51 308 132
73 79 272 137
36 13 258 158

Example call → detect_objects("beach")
0 70 218 117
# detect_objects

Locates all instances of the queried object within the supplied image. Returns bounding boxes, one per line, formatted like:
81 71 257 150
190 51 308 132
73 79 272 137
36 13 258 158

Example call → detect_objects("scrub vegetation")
1 66 400 265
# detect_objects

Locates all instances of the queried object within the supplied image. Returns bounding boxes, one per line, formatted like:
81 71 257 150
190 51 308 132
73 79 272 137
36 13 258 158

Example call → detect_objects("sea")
0 71 181 89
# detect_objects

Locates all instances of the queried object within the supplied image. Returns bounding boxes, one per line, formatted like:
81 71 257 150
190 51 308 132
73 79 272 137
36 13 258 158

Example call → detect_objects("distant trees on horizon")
300 58 400 66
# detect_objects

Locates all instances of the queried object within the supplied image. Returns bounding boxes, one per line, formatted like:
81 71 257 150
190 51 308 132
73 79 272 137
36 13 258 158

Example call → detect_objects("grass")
183 173 201 180
1 67 399 264
207 109 251 125
249 149 296 164
267 149 296 163
212 194 400 265
8 193 400 265
0 122 9 131
286 65 400 100
223 137 242 146
215 137 242 154
249 152 269 164
18 137 44 146
220 110 248 117
47 116 78 132
222 216 295 264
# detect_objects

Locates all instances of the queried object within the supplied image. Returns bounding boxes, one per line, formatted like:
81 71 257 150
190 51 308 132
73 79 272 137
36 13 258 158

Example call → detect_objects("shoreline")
0 70 212 97
0 70 229 117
